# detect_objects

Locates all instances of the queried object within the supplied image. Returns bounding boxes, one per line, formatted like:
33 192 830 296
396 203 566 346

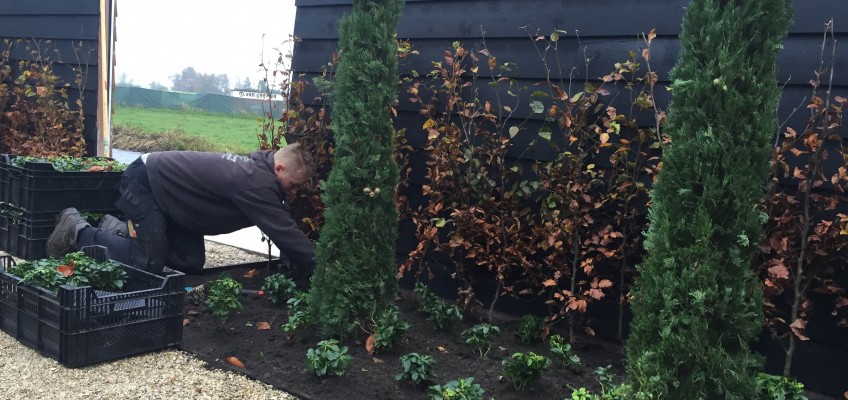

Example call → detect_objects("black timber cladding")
291 2 848 206
293 0 847 140
0 0 102 156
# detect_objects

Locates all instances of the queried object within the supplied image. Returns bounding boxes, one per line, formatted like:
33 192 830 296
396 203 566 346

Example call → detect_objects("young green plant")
549 334 581 368
427 377 486 400
501 352 551 391
515 314 545 344
205 274 243 325
373 305 410 352
461 323 500 357
261 273 297 305
395 353 435 385
755 373 807 400
306 339 352 377
283 291 313 332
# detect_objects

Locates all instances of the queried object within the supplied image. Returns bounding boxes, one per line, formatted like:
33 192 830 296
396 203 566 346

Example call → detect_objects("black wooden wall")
0 0 103 156
293 0 848 254
291 1 848 395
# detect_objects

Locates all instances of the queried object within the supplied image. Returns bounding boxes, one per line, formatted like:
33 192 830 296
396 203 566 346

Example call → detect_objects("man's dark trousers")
76 157 205 274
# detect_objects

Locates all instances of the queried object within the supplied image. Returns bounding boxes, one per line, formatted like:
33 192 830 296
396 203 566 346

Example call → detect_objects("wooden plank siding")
292 0 848 257
0 0 104 156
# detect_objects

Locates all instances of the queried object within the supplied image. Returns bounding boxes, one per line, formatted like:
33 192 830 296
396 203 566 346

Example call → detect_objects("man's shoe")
98 214 128 237
46 208 91 258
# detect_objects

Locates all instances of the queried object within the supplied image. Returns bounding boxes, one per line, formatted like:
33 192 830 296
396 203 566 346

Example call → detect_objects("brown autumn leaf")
642 48 650 62
768 263 790 280
256 322 271 330
585 327 596 337
57 264 74 277
183 318 191 326
437 346 448 353
542 279 557 287
226 356 245 368
365 333 376 355
243 269 259 278
789 319 810 341
186 310 200 315
647 28 656 44
372 357 384 364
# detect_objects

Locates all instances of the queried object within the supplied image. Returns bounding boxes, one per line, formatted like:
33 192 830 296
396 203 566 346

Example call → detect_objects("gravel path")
0 242 298 400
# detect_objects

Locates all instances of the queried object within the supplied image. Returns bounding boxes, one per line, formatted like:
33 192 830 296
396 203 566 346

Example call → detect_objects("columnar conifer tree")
308 0 404 337
625 1 792 398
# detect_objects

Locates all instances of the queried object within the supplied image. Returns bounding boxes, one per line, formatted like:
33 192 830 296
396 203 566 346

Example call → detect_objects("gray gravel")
0 241 297 400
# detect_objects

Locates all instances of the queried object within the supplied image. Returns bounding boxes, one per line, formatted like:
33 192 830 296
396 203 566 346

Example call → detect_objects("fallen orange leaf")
365 333 376 355
243 269 259 278
226 356 245 368
57 260 75 277
256 321 271 330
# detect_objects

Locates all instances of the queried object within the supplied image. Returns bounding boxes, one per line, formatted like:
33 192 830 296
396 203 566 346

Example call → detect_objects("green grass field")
113 106 269 153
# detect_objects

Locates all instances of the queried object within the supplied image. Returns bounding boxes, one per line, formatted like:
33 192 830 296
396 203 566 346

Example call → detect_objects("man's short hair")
274 143 315 180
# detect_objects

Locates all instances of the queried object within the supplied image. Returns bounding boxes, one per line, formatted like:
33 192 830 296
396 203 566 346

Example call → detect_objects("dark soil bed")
181 264 625 400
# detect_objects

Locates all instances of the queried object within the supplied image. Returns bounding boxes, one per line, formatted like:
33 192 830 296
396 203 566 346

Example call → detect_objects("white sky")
114 0 297 90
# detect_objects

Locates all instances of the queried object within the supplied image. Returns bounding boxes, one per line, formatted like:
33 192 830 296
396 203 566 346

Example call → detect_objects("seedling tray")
0 246 185 367
1 155 122 213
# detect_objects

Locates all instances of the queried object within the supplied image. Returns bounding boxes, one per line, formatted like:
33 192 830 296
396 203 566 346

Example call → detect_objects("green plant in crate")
8 252 127 293
63 252 126 291
306 339 352 377
395 352 435 385
755 373 807 400
205 274 243 325
515 314 544 344
10 155 127 172
549 334 581 368
427 377 486 400
501 352 551 391
19 263 64 292
260 273 297 305
461 323 500 357
373 305 410 352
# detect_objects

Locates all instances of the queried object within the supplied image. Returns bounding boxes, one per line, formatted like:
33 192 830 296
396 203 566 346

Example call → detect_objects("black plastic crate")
0 208 124 260
8 232 46 260
5 156 122 213
0 246 185 367
0 214 9 253
4 209 122 240
0 154 10 204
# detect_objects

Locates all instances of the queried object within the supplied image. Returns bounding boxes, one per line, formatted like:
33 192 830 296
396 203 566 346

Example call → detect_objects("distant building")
230 89 283 101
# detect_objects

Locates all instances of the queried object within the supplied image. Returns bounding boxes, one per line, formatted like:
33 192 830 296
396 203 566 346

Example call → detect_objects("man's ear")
275 163 284 174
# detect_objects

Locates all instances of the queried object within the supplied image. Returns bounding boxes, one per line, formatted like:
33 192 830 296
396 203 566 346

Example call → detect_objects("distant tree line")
117 68 269 94
169 67 230 94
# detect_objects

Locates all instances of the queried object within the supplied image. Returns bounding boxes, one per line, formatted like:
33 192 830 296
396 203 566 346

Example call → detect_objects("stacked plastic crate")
0 245 184 366
0 155 123 259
